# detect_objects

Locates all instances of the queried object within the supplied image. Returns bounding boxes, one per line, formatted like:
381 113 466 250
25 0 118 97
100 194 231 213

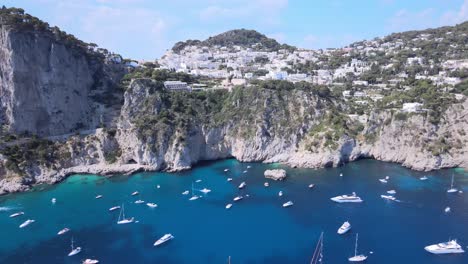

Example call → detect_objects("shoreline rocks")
264 169 287 181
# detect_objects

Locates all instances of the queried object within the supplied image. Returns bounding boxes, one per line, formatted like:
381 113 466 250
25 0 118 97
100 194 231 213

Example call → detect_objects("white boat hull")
349 255 367 262
425 246 465 254
331 198 363 203
117 218 134 224
68 247 82 256
154 234 174 246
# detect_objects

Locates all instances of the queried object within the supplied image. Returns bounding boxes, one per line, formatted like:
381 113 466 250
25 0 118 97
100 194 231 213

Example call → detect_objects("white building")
164 81 191 91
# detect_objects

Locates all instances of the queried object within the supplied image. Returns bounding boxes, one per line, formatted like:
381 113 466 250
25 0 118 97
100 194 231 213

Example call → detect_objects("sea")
0 159 467 264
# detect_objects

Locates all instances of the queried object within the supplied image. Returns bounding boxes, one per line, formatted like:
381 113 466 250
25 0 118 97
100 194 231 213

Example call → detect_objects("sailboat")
189 182 200 201
67 237 82 256
117 204 134 224
348 233 367 262
447 174 458 193
310 232 324 264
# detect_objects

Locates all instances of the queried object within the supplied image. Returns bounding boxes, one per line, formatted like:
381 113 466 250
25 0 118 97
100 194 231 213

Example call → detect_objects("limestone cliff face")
0 25 124 136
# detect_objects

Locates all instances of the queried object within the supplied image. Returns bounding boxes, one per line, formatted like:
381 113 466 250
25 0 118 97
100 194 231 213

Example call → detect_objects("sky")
5 0 468 60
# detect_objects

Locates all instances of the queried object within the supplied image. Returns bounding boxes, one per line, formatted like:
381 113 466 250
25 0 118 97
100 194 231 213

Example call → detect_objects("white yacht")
67 238 82 257
224 169 229 172
227 178 233 182
156 185 161 189
51 198 57 204
147 203 158 208
278 191 283 197
233 196 243 202
338 221 351 235
19 219 35 228
58 227 70 235
247 166 251 169
387 190 396 194
420 176 428 181
348 233 368 262
331 192 363 203
195 180 202 183
154 234 174 246
379 178 387 183
200 188 212 194
381 195 396 201
95 195 103 199
134 200 145 204
9 212 24 218
83 259 99 264
308 184 315 189
340 173 343 177
117 205 134 224
109 206 121 211
283 201 294 207
238 182 246 189
447 174 458 193
225 203 233 209
264 182 269 187
425 239 464 254
131 191 139 196
444 207 451 213
182 190 189 195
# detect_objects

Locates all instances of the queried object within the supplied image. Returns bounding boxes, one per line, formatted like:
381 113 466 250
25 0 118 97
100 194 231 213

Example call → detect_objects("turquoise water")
0 159 467 263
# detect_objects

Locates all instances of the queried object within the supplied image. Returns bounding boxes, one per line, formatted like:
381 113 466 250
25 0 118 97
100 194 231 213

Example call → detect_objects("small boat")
278 191 283 197
51 198 57 204
83 259 99 264
135 200 145 204
283 201 294 207
308 184 315 188
58 227 70 235
233 196 243 202
109 206 121 211
227 178 233 182
381 195 396 201
238 182 246 189
95 195 103 199
131 191 139 196
387 190 396 194
385 176 390 180
224 169 229 172
156 185 161 189
147 203 158 208
379 179 387 183
447 174 458 193
348 233 368 262
420 176 428 181
444 207 451 213
195 180 202 183
264 182 269 187
200 188 211 194
338 221 351 235
154 234 174 246
340 173 343 177
225 203 232 209
182 190 189 195
9 212 24 218
331 192 363 203
19 219 35 228
117 205 134 224
425 239 464 254
247 166 251 169
243 170 247 173
67 237 82 257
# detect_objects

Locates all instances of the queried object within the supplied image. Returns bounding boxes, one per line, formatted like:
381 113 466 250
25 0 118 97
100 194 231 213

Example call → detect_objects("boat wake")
0 206 20 212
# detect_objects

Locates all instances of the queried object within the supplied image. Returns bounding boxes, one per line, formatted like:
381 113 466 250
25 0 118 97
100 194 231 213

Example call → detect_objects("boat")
308 184 315 188
19 219 35 228
340 173 343 177
425 239 464 254
283 201 293 207
330 192 363 203
348 233 368 262
227 178 233 182
200 188 212 194
83 259 99 264
182 190 189 195
195 180 202 183
444 207 451 213
278 191 283 197
233 196 243 201
131 191 139 196
135 200 145 204
224 169 229 172
385 176 390 180
447 174 458 193
310 232 324 264
67 237 81 256
264 182 269 187
51 198 57 203
156 185 161 189
338 221 351 235
247 166 251 169
387 190 396 194
225 203 233 209
420 176 428 181
243 170 247 173
95 195 103 199
58 227 70 235
117 205 134 224
109 206 121 211
238 182 246 189
379 178 387 183
154 233 174 246
189 183 200 201
147 203 158 208
9 212 24 218
381 195 396 201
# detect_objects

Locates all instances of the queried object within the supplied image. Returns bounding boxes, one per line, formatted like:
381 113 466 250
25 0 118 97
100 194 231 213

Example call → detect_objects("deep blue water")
0 159 467 264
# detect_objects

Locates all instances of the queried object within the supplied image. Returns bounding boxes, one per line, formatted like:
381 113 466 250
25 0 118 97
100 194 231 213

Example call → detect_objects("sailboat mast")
451 174 454 188
354 234 358 257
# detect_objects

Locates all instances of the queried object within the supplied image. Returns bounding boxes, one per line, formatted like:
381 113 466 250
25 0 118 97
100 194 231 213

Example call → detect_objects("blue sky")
6 0 468 60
